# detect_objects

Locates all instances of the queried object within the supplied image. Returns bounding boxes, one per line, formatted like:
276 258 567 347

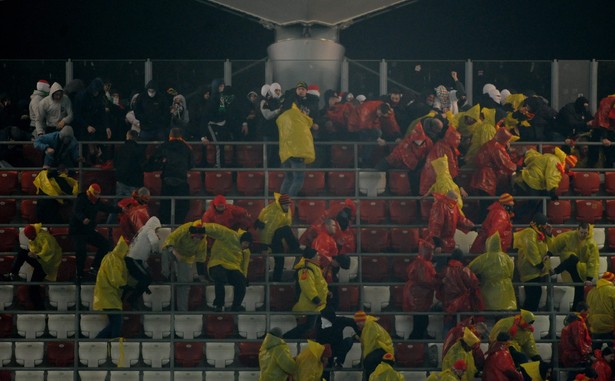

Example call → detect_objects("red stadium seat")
143 171 162 196
607 200 615 222
0 256 14 275
235 144 264 168
546 200 572 224
148 200 161 218
49 227 73 252
360 228 390 253
20 199 38 223
205 314 235 339
56 256 76 282
395 342 426 367
337 286 360 312
327 171 356 196
175 342 204 367
187 171 203 195
247 255 266 283
389 285 405 310
0 314 13 338
22 144 44 167
375 314 394 332
234 199 264 221
575 200 604 223
47 341 75 367
0 171 18 195
296 200 327 224
236 172 265 196
269 285 296 311
238 342 260 367
391 257 413 281
82 169 116 195
190 144 204 167
20 170 39 195
572 171 601 196
330 144 355 168
556 173 570 195
120 314 143 338
605 172 615 194
205 171 233 195
361 256 389 282
388 200 417 224
359 200 386 224
268 172 286 194
300 172 325 196
390 228 420 253
189 286 204 311
0 199 17 224
184 199 205 223
0 228 18 252
388 171 411 196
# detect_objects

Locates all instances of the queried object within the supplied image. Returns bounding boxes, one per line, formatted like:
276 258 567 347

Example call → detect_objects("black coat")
148 139 194 183
114 140 146 187
69 192 121 235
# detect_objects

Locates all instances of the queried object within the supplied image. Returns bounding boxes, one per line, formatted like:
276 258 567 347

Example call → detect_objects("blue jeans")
280 157 305 197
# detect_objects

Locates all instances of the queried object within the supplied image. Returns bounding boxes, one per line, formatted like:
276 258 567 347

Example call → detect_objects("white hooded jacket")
127 216 161 261
36 82 74 136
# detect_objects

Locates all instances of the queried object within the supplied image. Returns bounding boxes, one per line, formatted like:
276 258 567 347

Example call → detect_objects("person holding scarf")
489 309 542 365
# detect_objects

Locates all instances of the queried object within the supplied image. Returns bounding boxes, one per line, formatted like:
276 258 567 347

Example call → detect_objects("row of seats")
546 198 615 224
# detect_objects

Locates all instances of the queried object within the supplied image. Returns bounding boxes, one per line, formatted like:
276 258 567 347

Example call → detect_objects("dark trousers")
125 257 151 302
409 314 430 339
513 182 546 224
12 249 46 309
209 265 246 309
73 231 110 276
36 198 62 224
160 180 189 225
283 314 318 340
96 310 122 339
554 255 585 311
270 226 300 282
363 348 387 381
522 275 548 312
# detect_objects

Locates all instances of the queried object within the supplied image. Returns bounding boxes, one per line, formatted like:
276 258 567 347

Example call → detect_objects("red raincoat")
419 127 461 195
402 245 438 312
312 227 340 283
559 314 592 367
469 202 513 254
428 193 474 252
299 200 357 250
346 100 400 138
202 204 252 230
470 140 516 196
117 197 150 243
437 260 483 313
591 349 612 381
326 102 354 131
481 341 524 381
442 317 485 364
386 123 433 170
592 95 615 130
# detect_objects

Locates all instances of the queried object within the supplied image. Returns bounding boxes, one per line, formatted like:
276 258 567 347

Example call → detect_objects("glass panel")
473 60 551 100
598 61 615 101
230 60 266 98
0 59 65 103
151 60 224 97
72 60 145 100
347 60 380 99
558 60 590 108
388 60 465 96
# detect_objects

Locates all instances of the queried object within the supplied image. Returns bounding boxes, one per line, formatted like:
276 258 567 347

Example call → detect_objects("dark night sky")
0 0 612 60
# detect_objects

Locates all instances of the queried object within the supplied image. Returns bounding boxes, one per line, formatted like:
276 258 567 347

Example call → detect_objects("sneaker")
9 274 26 282
230 305 245 312
213 305 223 312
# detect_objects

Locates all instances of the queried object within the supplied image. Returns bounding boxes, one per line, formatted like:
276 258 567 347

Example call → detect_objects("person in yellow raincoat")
467 232 517 311
456 104 481 141
259 327 297 381
354 310 394 381
255 193 299 282
550 222 599 311
442 328 482 381
425 155 464 211
427 359 467 381
284 248 329 339
489 310 542 363
93 237 129 338
295 340 331 381
9 223 62 309
203 222 252 312
513 213 552 312
33 165 78 223
161 219 208 311
587 271 615 344
464 108 497 167
368 353 404 381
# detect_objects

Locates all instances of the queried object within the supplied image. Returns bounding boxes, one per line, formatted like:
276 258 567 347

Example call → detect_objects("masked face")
52 91 63 101
147 89 156 98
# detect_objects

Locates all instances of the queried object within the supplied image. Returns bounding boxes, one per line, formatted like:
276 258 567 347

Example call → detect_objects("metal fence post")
379 59 387 96
144 59 153 87
224 59 232 86
341 57 349 93
551 59 559 110
590 59 599 113
65 59 73 85
465 59 473 105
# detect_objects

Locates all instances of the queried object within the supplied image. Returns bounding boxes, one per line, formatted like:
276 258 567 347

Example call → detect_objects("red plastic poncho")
118 197 150 243
312 227 339 283
592 349 613 381
419 127 461 195
202 204 252 231
437 260 483 314
470 140 517 196
469 202 513 254
386 123 433 170
326 102 353 131
299 200 356 247
428 193 474 252
592 95 615 130
347 100 383 132
442 317 484 359
481 341 524 381
402 241 438 312
559 315 592 367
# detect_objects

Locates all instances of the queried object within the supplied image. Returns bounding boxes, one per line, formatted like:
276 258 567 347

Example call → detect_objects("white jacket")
127 216 161 262
36 82 73 136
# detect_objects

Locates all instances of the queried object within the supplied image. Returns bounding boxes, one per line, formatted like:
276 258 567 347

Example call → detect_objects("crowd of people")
2 73 615 381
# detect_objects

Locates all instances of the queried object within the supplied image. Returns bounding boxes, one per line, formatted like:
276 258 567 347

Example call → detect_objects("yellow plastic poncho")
33 169 78 203
587 278 615 334
456 104 481 138
277 103 315 164
467 233 517 311
426 155 463 211
369 361 404 381
360 316 394 359
520 361 544 381
464 118 496 167
257 193 293 245
441 338 478 381
27 224 62 281
295 340 326 381
258 332 297 381
405 111 439 137
204 223 250 277
93 237 129 311
513 227 551 282
488 311 539 359
426 369 461 381
292 257 328 312
550 226 599 281
520 147 566 192
163 221 207 264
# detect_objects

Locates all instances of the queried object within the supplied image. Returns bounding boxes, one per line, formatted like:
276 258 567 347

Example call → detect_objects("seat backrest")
110 341 141 367
205 342 236 368
174 314 203 339
237 314 266 340
143 314 172 339
78 342 109 367
16 314 46 338
47 313 76 338
141 342 171 367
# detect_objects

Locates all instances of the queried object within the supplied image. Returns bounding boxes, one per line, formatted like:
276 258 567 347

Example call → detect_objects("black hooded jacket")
73 77 109 140
134 80 169 132
556 97 593 139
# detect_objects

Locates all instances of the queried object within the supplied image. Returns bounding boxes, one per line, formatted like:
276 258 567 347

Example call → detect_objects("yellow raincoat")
93 238 129 311
27 224 62 281
520 361 544 381
489 311 539 359
520 147 566 192
513 227 551 282
426 369 461 381
501 94 531 131
257 193 293 245
467 233 517 310
464 109 497 167
277 103 315 164
550 226 599 281
405 111 438 136
441 340 478 381
163 221 207 265
426 155 463 211
295 340 326 381
369 362 404 381
360 316 394 359
204 223 250 276
293 257 328 312
587 278 615 334
456 104 481 138
258 332 297 381
33 169 78 203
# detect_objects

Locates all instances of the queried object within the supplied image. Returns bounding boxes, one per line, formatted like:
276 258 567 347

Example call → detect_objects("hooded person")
73 77 110 141
489 310 542 364
556 96 593 142
482 332 524 381
456 104 481 140
34 124 80 168
201 194 252 231
315 306 361 369
442 317 488 364
295 340 331 381
587 94 615 167
93 237 129 338
117 187 151 243
33 165 79 223
442 327 483 381
437 249 483 323
299 198 357 254
427 359 468 381
469 194 515 254
420 124 462 196
259 328 297 381
591 346 614 381
169 93 190 129
425 155 464 211
586 271 615 340
368 353 404 381
464 108 498 167
467 232 517 311
382 121 434 170
34 81 74 137
311 218 351 287
427 190 475 253
559 309 592 369
133 80 168 140
354 310 394 381
520 95 558 142
124 216 162 303
29 80 50 133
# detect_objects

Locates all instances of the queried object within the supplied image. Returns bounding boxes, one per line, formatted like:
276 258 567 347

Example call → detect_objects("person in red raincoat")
482 332 524 381
201 194 253 230
469 193 515 254
403 239 439 339
299 199 356 255
117 187 151 243
591 346 614 381
443 316 488 367
559 307 592 369
420 125 462 196
428 190 475 253
587 94 615 168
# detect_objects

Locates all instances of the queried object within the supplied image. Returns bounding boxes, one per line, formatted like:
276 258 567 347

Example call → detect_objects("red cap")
88 183 101 193
24 225 37 240
452 359 467 371
212 194 227 206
